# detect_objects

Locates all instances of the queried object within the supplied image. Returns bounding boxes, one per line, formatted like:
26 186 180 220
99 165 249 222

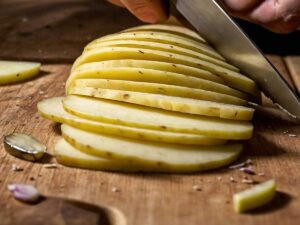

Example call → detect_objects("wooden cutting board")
0 1 300 225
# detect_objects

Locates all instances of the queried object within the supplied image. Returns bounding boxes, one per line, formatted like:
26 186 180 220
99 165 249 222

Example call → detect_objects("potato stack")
38 24 259 173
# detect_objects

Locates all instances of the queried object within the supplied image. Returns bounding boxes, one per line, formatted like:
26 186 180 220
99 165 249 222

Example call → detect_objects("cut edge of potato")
0 60 41 85
122 24 207 43
71 47 259 96
38 97 228 145
62 95 254 140
74 79 248 106
61 124 243 173
69 86 254 121
84 39 238 72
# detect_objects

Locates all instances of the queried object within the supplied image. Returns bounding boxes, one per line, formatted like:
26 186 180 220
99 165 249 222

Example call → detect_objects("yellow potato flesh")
54 138 150 172
69 86 254 120
38 97 226 145
87 31 224 60
70 59 224 83
61 124 243 173
0 60 40 85
75 79 247 106
72 47 259 96
123 24 206 43
233 180 276 213
67 63 247 99
84 40 238 71
63 95 253 140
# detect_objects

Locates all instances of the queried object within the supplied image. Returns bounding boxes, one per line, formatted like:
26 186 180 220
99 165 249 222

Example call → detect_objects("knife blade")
170 0 300 119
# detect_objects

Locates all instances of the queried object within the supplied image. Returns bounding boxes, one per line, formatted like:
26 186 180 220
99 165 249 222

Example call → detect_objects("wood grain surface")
0 1 300 225
285 56 300 94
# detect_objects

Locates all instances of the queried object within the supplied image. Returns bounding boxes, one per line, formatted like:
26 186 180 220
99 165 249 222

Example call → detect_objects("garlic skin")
8 184 41 203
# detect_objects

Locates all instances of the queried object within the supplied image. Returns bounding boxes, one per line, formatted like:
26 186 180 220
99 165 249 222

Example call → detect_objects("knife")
170 0 300 119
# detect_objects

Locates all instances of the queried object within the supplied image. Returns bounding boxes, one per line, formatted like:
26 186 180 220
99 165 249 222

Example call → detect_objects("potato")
233 180 276 213
67 62 247 99
69 86 254 120
38 97 226 145
122 24 206 43
0 60 40 85
55 138 149 172
72 47 259 96
87 32 224 60
75 79 247 106
84 40 238 71
69 59 224 83
63 95 253 140
61 124 243 173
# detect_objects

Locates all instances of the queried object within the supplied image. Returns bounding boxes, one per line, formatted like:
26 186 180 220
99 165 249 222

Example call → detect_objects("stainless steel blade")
171 0 300 119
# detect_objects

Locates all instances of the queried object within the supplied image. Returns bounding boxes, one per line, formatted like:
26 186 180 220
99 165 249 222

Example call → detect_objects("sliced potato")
69 86 254 120
75 79 247 106
233 180 276 213
38 97 226 145
61 124 242 173
55 138 147 172
123 24 206 43
0 60 40 85
63 95 253 140
81 59 223 83
87 32 224 60
67 63 247 99
85 40 238 71
72 47 259 96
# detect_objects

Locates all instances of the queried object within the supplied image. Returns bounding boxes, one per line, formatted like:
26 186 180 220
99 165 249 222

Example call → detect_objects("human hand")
107 0 168 23
222 0 300 33
107 0 300 33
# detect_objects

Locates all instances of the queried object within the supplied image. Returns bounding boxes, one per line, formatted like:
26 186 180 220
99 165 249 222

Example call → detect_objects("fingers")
120 0 168 23
222 0 300 33
248 0 300 33
222 0 263 11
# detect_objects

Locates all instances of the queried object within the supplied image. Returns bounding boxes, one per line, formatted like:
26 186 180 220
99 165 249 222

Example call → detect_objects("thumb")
120 0 167 23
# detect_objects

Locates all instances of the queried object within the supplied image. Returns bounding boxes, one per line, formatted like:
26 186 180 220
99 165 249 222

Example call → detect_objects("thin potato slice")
75 79 247 106
69 86 254 120
61 124 243 173
233 180 276 213
87 32 224 60
55 138 149 172
0 60 40 85
38 97 226 145
123 24 206 43
85 40 238 71
68 63 248 99
63 96 254 140
72 47 259 96
70 59 224 83
67 63 246 99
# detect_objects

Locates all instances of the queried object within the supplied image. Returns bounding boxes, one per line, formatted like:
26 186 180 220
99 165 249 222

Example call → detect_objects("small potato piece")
84 40 238 71
61 124 243 173
75 79 247 106
123 24 207 43
87 31 223 60
69 86 254 120
38 97 226 145
63 95 253 140
72 47 259 96
233 180 276 213
0 61 40 85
